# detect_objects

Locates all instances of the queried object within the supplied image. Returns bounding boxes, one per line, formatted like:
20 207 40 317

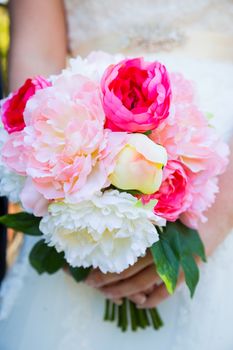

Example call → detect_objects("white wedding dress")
1 1 233 349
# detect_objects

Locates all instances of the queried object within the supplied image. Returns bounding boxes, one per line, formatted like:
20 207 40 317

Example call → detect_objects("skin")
9 0 233 309
8 0 67 91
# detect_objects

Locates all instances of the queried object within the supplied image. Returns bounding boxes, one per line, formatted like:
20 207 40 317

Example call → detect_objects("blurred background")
0 0 9 89
0 1 23 285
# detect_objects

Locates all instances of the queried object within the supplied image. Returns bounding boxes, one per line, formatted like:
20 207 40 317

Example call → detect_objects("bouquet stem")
104 298 163 332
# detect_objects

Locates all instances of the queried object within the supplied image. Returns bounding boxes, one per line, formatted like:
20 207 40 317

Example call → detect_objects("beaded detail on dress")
64 0 233 56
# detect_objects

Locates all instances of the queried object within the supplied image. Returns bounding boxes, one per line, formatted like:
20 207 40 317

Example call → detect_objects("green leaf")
69 266 91 282
175 222 206 262
180 254 199 297
143 130 152 136
29 240 65 274
150 221 206 297
150 236 179 294
0 212 42 236
168 221 206 264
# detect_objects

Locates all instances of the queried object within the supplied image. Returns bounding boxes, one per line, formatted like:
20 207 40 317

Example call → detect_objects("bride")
1 0 233 349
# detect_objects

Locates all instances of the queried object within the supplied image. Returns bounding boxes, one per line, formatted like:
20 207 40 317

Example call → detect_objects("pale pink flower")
2 131 28 175
180 173 219 229
150 73 229 175
20 178 49 216
149 73 229 228
3 74 127 202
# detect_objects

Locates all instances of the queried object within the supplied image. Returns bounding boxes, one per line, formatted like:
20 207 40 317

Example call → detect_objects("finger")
128 285 156 305
100 264 160 299
145 286 155 294
144 284 161 294
86 253 153 288
136 283 169 308
128 293 147 305
137 274 184 309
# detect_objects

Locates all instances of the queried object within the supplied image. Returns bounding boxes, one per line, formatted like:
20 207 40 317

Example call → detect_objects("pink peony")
142 160 192 222
1 131 28 175
150 73 229 176
180 172 219 229
149 73 229 228
101 57 171 133
3 74 127 202
1 77 50 134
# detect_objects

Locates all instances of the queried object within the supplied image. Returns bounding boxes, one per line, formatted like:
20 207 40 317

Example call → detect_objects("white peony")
40 190 165 273
0 167 25 203
57 51 124 83
0 122 25 203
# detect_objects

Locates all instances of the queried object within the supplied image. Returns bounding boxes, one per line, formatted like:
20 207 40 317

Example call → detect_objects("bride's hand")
85 251 184 308
85 198 230 309
86 138 233 308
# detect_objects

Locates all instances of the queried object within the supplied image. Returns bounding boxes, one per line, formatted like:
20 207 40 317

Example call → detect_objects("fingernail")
155 280 163 286
114 299 123 305
136 295 147 305
136 304 146 309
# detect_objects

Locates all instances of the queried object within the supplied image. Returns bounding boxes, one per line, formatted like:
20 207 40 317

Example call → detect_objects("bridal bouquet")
0 52 229 331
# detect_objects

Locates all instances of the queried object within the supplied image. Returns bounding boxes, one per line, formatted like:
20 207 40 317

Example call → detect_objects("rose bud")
109 133 167 194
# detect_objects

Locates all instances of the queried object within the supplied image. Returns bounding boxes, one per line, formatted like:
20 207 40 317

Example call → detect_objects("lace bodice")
64 0 233 58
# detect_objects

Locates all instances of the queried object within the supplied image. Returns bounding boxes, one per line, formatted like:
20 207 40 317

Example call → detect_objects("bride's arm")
86 138 233 307
8 0 67 91
198 138 233 256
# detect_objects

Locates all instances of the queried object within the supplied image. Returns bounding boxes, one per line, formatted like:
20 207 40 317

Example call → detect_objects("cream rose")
109 134 167 194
